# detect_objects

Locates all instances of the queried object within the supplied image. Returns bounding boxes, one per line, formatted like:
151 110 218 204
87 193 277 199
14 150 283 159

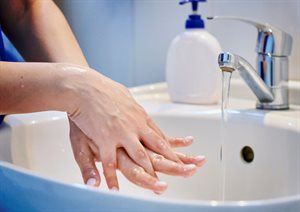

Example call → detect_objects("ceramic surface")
0 83 299 211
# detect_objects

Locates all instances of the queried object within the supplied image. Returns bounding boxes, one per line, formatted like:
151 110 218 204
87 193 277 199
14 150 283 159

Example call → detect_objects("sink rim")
5 102 300 134
4 81 300 131
1 161 299 208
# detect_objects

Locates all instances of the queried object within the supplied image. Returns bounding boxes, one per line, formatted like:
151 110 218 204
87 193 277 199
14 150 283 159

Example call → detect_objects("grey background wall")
55 0 134 85
55 0 300 86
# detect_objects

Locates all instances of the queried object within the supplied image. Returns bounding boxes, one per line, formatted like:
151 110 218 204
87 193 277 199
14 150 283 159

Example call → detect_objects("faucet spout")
210 16 291 110
218 52 274 103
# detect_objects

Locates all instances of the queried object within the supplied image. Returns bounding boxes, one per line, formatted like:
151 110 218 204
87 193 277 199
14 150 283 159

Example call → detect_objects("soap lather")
166 0 222 104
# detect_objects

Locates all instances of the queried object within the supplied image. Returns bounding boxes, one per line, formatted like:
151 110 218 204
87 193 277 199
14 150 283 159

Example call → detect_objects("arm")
0 0 205 192
0 61 205 193
0 0 87 65
0 62 74 114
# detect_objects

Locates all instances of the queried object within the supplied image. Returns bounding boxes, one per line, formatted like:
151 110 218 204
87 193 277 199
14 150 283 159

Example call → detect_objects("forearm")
0 0 88 66
0 62 79 114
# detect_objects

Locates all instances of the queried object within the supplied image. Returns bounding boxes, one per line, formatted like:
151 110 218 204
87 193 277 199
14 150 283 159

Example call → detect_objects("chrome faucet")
208 16 293 110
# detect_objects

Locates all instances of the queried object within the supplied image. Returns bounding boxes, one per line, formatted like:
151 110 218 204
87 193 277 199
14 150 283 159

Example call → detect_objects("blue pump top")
179 0 206 29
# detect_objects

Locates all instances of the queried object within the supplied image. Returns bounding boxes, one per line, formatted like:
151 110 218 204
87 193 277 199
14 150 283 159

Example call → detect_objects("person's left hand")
68 119 205 193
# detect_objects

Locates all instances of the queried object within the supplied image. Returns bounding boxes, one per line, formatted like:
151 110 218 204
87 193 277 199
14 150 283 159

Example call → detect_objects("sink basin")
0 82 299 211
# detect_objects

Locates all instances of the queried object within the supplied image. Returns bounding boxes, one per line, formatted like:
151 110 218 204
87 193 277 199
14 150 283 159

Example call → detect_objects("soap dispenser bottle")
166 0 222 104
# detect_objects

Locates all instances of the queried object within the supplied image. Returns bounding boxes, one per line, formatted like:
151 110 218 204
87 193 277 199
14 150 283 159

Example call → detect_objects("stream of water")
219 71 233 201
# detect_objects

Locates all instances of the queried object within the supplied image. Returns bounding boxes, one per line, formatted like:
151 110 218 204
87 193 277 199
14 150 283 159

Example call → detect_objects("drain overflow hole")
241 146 254 163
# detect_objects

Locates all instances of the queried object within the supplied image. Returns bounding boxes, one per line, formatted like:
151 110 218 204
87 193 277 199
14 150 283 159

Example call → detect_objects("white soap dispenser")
166 0 222 104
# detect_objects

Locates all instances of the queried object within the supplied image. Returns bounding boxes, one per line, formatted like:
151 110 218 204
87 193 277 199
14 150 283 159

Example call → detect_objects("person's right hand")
63 64 188 190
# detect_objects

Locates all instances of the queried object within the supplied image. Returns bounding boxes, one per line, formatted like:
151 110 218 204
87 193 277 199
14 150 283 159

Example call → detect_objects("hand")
69 119 205 193
118 139 206 194
65 66 183 190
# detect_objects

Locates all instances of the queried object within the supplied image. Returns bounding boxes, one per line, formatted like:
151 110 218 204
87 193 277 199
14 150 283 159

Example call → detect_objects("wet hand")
66 67 182 189
118 136 205 193
69 120 205 193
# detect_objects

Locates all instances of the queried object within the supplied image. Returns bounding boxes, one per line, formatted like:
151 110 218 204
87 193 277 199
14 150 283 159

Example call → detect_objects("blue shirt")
0 27 5 60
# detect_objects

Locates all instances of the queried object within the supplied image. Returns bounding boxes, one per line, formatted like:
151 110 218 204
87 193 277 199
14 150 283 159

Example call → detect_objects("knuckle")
136 124 146 133
81 167 97 178
131 167 144 179
155 140 168 150
136 148 147 160
151 154 164 166
141 127 152 136
74 151 91 165
104 161 117 170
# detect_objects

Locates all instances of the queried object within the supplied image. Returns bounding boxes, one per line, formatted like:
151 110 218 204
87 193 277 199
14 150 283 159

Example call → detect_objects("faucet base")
256 103 289 110
256 87 289 110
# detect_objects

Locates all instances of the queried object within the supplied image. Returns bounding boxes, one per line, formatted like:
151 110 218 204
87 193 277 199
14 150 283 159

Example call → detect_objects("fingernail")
110 187 119 191
86 178 97 186
195 155 206 161
154 181 167 188
154 181 167 195
154 191 163 195
184 136 194 142
183 164 196 172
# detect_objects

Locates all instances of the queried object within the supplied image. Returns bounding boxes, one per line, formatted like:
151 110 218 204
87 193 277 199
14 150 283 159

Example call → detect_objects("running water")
221 71 232 121
219 71 233 201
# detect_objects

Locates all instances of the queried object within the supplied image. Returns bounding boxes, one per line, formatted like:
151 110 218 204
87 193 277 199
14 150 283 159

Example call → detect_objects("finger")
140 128 182 164
69 120 101 187
99 146 119 191
87 139 101 162
123 137 156 177
147 118 167 139
147 149 197 178
70 139 100 187
168 136 194 148
147 117 195 149
117 148 167 194
176 152 206 167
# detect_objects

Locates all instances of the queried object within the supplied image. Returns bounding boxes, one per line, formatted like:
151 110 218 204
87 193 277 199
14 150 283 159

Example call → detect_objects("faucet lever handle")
207 16 267 30
207 16 293 56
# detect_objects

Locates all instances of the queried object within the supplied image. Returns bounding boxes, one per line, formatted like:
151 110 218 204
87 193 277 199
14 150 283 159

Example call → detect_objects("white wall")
56 0 300 86
133 0 300 85
133 0 213 85
55 0 134 86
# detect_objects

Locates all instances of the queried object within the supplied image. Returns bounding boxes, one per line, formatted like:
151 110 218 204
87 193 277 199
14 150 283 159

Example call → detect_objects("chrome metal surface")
210 16 292 110
219 52 274 103
207 16 293 56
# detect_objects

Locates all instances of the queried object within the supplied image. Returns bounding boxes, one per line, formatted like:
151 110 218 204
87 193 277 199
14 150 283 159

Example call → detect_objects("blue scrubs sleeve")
0 28 5 60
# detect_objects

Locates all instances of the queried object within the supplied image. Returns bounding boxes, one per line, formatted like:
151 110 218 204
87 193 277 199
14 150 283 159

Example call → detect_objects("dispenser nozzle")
179 0 207 13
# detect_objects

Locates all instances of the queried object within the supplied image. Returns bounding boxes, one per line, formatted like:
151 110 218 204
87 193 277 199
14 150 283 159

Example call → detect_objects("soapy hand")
65 66 191 190
69 120 205 193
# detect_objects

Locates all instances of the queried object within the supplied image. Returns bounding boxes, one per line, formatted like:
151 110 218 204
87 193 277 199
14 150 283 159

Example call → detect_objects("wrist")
50 63 90 114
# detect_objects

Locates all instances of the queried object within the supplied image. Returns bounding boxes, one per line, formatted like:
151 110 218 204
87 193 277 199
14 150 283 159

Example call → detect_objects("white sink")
0 82 299 211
